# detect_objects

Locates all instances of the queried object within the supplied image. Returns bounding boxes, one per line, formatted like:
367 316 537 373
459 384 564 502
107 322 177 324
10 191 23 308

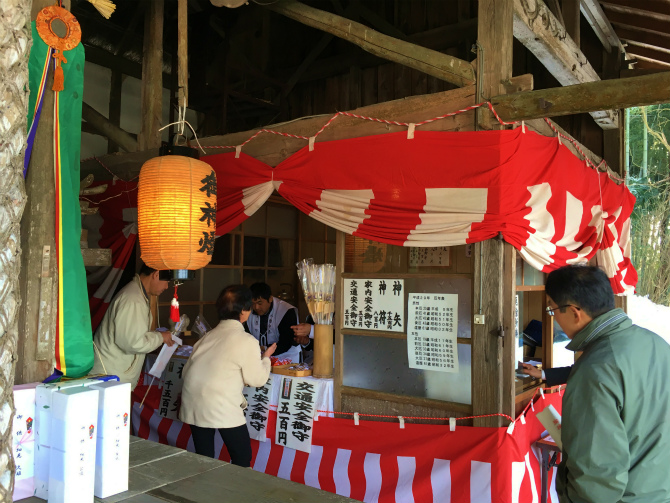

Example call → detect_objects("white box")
48 387 99 503
90 382 131 498
34 377 116 499
12 383 38 501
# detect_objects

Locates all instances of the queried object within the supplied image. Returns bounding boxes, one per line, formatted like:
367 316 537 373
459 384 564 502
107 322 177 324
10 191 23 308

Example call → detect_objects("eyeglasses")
545 305 580 316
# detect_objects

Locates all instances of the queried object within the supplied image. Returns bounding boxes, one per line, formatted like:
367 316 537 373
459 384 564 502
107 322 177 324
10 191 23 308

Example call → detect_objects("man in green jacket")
546 265 670 503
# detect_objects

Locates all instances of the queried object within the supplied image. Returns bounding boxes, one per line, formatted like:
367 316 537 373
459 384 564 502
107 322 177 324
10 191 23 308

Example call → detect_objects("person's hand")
262 343 277 359
294 335 310 346
520 362 542 379
291 323 312 337
161 331 175 347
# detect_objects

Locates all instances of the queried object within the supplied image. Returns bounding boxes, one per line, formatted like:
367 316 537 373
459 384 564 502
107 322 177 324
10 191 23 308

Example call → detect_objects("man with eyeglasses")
544 265 670 503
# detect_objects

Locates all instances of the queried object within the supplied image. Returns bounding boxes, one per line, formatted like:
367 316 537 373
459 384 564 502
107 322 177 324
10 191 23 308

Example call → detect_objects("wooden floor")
23 436 356 503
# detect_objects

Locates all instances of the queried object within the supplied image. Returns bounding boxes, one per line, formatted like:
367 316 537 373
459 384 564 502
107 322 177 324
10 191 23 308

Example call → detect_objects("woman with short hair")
180 284 276 466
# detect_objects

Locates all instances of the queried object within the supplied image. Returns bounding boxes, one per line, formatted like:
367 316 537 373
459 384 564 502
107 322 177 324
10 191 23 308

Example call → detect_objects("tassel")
52 64 64 92
170 285 180 323
87 0 116 19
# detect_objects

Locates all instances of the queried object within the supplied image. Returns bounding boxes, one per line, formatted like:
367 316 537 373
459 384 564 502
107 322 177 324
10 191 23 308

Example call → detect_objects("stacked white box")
90 381 131 498
34 378 115 499
12 383 38 501
48 387 99 503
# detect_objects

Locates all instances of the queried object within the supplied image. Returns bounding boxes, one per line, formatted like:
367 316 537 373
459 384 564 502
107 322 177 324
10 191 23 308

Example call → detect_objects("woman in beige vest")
179 285 276 466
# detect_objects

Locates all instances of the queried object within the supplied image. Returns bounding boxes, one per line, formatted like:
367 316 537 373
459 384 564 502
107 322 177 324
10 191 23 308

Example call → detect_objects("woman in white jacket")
179 285 276 466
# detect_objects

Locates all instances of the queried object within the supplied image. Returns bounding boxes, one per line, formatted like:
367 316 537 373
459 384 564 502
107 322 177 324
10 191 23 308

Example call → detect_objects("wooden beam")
138 0 164 150
491 71 670 122
513 0 619 129
473 0 513 427
602 3 670 34
562 0 580 47
624 41 670 66
580 0 621 52
82 102 138 152
82 84 478 180
630 53 670 70
265 0 476 87
613 23 670 51
83 44 172 89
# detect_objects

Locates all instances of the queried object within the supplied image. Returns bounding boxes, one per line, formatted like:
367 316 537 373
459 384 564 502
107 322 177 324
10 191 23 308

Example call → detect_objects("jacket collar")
134 274 149 305
566 308 630 352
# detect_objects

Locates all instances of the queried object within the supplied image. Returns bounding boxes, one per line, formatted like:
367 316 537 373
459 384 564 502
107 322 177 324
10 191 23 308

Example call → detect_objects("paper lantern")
138 152 217 272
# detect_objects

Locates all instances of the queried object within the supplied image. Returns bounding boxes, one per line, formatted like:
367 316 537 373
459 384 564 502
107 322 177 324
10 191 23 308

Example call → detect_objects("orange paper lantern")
138 154 217 271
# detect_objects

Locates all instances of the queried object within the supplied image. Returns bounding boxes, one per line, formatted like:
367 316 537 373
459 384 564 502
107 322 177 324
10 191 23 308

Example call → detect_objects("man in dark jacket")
546 265 670 503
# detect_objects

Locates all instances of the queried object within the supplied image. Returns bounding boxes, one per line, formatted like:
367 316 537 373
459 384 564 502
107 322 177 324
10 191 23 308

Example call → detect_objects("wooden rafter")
82 103 138 153
601 2 670 34
513 0 618 129
580 0 620 52
264 0 476 88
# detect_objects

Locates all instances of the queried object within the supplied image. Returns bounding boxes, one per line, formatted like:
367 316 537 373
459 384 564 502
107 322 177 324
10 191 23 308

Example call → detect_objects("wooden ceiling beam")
580 0 620 52
601 3 670 34
613 23 670 50
629 54 670 70
264 0 476 87
84 44 172 90
601 0 670 17
513 0 618 129
624 41 670 65
491 71 670 122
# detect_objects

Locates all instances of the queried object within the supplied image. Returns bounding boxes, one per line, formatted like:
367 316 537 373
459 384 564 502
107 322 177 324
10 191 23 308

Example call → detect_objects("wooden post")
108 71 122 153
472 0 514 427
138 0 164 150
16 0 72 384
563 0 580 48
177 0 188 108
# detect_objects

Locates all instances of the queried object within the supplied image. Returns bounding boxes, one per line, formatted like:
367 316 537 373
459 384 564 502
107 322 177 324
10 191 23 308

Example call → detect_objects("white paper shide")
275 377 319 453
243 377 273 442
343 278 404 332
407 293 459 373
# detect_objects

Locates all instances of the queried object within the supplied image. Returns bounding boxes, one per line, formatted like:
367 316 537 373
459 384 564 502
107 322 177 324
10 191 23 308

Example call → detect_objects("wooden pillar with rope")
472 0 516 427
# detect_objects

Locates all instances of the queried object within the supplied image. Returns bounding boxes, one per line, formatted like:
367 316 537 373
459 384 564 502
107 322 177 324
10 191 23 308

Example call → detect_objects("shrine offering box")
90 381 131 498
48 387 100 503
35 377 114 499
12 383 38 501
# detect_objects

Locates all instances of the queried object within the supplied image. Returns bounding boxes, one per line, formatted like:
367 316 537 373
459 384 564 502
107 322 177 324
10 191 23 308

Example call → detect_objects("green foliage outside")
628 105 670 305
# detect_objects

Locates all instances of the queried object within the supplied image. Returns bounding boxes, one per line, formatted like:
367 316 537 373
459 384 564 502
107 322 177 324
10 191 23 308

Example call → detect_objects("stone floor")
23 436 357 503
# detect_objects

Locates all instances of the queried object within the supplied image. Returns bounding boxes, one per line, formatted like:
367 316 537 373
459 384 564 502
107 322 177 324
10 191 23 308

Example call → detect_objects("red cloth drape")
205 129 636 294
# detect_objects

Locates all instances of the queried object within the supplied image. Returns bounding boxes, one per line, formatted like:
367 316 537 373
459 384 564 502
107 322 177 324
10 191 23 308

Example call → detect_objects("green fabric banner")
28 22 93 377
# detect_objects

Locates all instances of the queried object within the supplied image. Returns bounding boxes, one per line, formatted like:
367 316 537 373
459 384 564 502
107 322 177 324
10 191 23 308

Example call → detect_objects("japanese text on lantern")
343 279 404 332
407 293 460 373
243 378 273 442
275 377 318 453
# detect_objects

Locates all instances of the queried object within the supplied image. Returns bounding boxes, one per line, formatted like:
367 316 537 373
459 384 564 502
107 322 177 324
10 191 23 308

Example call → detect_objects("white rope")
159 98 205 154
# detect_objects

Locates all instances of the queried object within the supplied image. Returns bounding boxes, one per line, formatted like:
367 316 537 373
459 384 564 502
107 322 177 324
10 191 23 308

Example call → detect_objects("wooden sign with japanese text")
407 293 459 372
343 278 405 332
275 377 318 453
243 378 273 442
158 358 186 420
409 246 451 267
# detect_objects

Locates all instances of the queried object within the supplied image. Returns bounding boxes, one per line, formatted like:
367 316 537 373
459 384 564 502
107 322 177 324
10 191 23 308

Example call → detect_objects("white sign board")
407 293 459 372
158 358 186 420
243 378 273 442
343 278 404 332
275 377 318 453
409 246 451 267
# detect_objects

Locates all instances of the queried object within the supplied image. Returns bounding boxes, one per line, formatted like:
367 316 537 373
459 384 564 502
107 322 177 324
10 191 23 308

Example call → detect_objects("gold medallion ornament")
36 5 82 92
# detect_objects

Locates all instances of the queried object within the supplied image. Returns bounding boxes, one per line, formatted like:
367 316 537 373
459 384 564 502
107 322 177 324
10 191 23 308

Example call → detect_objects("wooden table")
535 437 560 503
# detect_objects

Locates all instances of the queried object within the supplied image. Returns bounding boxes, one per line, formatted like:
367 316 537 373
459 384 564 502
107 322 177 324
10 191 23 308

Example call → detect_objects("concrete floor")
23 436 357 503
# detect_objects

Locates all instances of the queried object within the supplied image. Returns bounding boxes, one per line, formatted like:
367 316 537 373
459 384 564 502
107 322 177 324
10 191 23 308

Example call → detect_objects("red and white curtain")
205 129 636 294
85 180 139 330
132 383 564 503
